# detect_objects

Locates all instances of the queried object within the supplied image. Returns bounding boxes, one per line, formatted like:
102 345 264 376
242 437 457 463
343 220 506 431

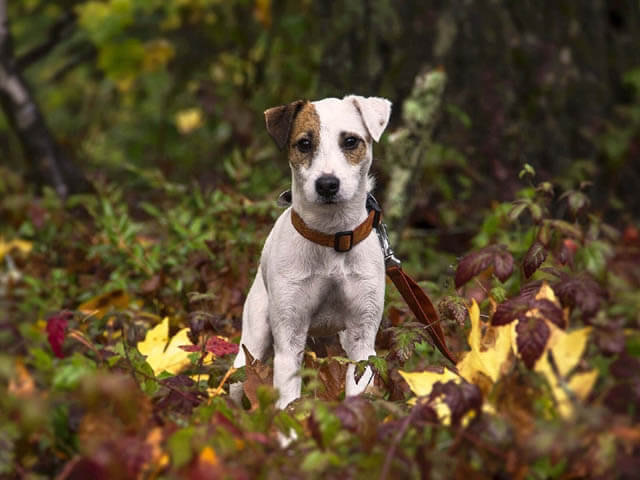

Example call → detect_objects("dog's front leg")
340 321 379 397
340 277 385 397
270 297 311 409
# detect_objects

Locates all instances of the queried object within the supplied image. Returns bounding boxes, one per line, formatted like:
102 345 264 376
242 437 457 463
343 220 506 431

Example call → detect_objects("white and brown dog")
231 95 392 408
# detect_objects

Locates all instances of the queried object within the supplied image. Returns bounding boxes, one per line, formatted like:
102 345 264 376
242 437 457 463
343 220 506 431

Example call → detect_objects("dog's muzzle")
315 175 340 200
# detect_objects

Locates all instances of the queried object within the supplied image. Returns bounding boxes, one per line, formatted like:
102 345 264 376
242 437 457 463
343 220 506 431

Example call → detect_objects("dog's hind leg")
229 266 272 403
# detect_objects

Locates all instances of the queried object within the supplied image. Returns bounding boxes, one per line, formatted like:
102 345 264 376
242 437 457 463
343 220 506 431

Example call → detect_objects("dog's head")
264 95 392 205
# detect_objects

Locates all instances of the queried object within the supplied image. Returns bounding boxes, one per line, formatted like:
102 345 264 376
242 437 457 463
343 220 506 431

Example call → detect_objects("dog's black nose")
315 175 340 197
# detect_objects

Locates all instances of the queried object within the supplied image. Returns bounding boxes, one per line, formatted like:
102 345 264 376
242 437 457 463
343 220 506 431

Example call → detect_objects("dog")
231 95 392 409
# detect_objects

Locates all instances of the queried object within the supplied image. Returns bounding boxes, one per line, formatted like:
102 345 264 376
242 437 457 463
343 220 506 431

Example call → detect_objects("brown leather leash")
287 192 457 364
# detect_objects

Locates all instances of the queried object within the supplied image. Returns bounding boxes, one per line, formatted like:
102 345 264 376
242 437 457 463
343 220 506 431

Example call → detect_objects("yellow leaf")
398 368 460 397
199 446 218 467
253 0 271 27
457 300 513 386
8 359 35 397
535 282 559 303
547 326 592 377
0 238 32 261
175 108 203 134
137 317 194 375
534 327 596 417
143 39 175 72
568 369 599 401
78 290 130 319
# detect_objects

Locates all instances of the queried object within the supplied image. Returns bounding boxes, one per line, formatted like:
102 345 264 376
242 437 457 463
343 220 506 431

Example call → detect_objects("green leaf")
367 355 388 383
168 427 195 469
52 354 96 391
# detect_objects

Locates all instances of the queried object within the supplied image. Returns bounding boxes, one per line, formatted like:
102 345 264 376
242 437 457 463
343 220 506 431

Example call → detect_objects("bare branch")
16 12 76 71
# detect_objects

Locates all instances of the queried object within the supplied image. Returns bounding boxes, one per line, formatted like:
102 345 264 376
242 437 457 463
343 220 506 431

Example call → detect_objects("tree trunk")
0 0 91 197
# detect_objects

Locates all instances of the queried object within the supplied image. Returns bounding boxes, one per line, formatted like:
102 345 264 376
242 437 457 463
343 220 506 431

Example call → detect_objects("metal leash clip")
376 220 402 269
367 193 402 269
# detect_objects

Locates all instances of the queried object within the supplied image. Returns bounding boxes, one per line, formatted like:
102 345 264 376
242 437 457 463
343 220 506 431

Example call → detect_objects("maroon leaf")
455 244 514 288
179 344 200 352
610 352 640 380
492 298 529 326
515 316 550 369
333 396 377 449
530 299 565 328
429 380 482 426
179 336 239 356
154 375 204 415
492 284 564 328
552 272 604 319
205 336 239 356
519 280 544 299
595 327 626 356
493 248 515 282
46 311 72 358
522 241 547 278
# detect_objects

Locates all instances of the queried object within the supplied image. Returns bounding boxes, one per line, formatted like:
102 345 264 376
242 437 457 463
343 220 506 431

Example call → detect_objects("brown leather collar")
290 209 380 252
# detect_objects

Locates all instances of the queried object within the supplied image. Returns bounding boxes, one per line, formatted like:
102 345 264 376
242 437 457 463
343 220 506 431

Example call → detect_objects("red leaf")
522 241 547 278
515 316 550 369
455 244 514 288
205 336 239 356
46 311 72 358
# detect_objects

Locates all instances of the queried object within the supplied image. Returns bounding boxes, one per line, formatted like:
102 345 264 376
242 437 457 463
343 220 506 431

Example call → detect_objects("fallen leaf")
0 237 32 261
8 359 36 397
242 345 273 409
137 317 194 375
175 108 204 134
78 290 130 319
198 446 218 467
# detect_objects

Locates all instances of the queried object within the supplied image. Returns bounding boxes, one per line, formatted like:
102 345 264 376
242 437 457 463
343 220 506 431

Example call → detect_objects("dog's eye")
343 136 359 150
296 138 313 153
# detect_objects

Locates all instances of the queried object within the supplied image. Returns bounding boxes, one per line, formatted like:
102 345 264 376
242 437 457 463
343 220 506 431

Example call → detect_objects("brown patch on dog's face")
339 131 368 165
264 100 305 150
288 102 320 168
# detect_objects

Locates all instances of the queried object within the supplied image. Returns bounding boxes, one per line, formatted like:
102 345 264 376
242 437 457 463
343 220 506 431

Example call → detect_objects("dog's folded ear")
264 100 306 150
346 95 392 142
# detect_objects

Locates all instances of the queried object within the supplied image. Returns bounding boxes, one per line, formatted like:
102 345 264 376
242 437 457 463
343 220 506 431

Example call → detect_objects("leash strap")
385 265 457 364
367 195 456 364
285 190 456 364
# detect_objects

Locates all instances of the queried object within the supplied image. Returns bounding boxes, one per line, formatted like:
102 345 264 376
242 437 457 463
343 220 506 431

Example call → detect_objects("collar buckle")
334 230 354 252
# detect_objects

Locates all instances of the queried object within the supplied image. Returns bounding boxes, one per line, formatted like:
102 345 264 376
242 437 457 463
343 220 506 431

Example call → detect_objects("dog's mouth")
317 196 339 205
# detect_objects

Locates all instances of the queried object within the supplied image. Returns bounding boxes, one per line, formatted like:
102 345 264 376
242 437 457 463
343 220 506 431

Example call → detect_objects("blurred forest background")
2 1 640 478
2 0 639 223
